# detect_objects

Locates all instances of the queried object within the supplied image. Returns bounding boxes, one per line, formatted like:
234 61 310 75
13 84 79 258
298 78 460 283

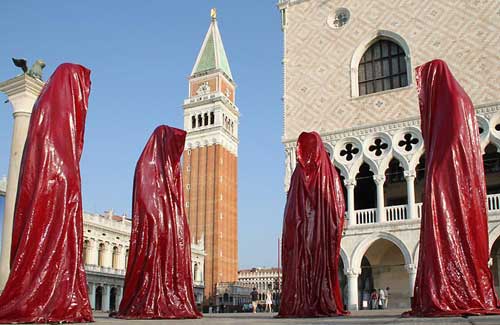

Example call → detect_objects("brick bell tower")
182 8 239 304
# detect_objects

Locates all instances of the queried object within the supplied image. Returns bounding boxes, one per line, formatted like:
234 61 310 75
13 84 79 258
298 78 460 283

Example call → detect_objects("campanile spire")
182 10 239 305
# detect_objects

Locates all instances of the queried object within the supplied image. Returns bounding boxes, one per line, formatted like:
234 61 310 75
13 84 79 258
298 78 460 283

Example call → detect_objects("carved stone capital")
344 179 357 188
404 170 416 179
405 263 417 274
373 175 386 185
345 267 361 277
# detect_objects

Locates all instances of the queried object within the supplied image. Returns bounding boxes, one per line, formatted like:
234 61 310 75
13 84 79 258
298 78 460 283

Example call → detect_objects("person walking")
251 288 259 313
378 288 386 309
265 290 273 313
384 287 390 309
370 289 378 310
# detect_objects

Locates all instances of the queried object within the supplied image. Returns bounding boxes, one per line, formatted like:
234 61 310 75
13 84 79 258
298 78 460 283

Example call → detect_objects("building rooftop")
191 10 233 81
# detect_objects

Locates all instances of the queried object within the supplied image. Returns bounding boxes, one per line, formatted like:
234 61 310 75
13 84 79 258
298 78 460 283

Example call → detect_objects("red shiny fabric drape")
278 131 348 318
409 59 500 316
0 64 93 323
117 125 201 319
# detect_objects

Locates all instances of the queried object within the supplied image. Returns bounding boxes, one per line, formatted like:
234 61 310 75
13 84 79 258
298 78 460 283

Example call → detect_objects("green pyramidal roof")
191 18 233 80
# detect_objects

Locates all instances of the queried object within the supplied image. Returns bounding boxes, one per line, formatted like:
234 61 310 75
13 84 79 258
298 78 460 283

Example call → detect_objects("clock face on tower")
196 82 211 95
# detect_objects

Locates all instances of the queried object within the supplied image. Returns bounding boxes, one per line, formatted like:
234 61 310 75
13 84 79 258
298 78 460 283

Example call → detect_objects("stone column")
117 286 123 309
103 242 112 268
290 147 297 171
102 284 110 312
373 175 386 223
346 268 360 311
404 170 417 219
344 179 357 226
405 263 417 302
0 75 44 291
88 282 96 309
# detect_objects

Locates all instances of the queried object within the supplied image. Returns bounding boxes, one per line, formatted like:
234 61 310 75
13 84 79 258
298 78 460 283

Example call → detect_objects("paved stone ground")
89 309 500 324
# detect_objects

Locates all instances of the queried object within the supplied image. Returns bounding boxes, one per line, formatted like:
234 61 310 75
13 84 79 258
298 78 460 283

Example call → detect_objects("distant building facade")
183 12 239 304
215 282 251 312
278 0 500 310
238 267 281 302
82 210 206 312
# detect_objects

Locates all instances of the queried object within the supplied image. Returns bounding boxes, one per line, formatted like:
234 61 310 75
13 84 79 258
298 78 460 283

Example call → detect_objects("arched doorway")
358 256 373 309
355 163 376 209
338 258 348 309
95 286 103 311
491 234 500 293
359 239 409 309
110 287 117 311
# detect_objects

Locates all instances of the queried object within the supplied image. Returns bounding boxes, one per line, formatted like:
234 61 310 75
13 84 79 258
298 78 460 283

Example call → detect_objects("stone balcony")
85 264 125 276
348 192 500 227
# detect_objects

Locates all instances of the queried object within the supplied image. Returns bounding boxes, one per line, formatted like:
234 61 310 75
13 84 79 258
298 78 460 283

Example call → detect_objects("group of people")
369 287 390 310
250 288 274 313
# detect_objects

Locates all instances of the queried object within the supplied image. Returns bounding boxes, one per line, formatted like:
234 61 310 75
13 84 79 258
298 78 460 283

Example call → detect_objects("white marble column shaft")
373 175 386 223
346 268 360 311
404 171 417 219
345 179 357 226
0 75 44 291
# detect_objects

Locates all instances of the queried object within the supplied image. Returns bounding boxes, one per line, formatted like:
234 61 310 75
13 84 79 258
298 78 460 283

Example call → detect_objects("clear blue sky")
0 1 285 269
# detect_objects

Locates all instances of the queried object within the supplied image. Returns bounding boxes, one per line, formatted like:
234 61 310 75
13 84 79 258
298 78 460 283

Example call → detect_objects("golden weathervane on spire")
211 8 217 20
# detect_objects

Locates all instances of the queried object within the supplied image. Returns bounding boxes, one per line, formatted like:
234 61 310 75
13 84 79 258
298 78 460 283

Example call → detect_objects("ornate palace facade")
278 0 500 310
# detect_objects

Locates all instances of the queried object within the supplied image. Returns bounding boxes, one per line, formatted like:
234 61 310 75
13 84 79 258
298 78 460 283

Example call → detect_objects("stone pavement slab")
88 310 500 325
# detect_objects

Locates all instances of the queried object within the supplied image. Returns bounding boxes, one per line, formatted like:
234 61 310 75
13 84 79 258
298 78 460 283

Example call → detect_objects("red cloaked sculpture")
409 59 500 316
116 126 202 319
0 64 93 323
278 131 348 318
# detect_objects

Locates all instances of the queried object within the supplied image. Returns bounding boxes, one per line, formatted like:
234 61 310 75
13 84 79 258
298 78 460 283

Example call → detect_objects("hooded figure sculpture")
0 64 93 323
409 59 500 316
117 125 202 319
278 131 348 318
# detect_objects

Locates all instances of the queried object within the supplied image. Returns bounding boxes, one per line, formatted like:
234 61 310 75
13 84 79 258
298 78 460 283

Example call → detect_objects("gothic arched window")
83 240 89 265
192 116 196 129
98 243 105 267
204 113 209 126
210 112 215 125
358 39 408 96
112 246 119 269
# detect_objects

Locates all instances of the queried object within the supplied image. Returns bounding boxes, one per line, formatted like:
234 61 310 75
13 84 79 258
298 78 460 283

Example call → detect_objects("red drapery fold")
117 125 202 319
409 59 500 316
278 131 348 318
0 63 93 323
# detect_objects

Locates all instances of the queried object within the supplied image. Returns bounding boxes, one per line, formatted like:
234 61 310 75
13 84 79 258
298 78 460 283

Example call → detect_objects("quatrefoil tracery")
398 133 419 152
369 138 388 157
340 143 359 161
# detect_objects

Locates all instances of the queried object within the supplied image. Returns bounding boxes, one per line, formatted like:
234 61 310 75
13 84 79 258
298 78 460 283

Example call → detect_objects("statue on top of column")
12 58 46 80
